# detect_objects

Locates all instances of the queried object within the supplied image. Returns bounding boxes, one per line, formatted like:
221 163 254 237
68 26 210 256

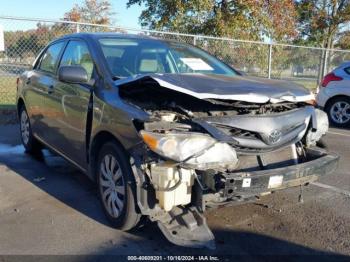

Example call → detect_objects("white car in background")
316 61 350 127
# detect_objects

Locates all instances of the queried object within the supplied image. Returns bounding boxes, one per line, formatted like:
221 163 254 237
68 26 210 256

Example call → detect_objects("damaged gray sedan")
16 33 339 249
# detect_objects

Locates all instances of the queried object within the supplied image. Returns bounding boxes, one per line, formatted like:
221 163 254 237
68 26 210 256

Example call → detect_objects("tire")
325 96 350 128
96 141 141 231
19 105 41 153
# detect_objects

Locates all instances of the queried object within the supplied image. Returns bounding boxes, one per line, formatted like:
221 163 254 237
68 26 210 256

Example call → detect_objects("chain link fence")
1 16 350 107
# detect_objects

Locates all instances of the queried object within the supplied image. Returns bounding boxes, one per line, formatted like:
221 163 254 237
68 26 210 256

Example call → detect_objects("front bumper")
217 148 339 199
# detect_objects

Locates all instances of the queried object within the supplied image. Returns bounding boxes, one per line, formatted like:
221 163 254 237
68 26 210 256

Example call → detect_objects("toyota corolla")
16 33 339 249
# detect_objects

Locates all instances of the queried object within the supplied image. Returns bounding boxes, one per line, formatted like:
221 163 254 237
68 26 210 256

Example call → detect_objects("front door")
45 40 94 170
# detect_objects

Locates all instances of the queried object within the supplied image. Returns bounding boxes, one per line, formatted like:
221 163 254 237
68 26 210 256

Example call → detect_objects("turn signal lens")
141 132 159 151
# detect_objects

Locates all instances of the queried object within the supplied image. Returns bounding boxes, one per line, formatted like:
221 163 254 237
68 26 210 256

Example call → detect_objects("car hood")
115 73 314 104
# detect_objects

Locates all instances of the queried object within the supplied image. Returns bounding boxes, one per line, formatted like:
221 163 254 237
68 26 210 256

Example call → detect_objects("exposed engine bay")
118 74 337 249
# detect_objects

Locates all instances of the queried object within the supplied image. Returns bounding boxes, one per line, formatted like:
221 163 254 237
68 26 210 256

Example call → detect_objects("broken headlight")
140 131 238 170
185 142 238 170
140 131 216 162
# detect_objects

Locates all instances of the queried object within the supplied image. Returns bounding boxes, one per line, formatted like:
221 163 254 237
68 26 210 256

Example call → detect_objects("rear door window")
39 42 65 74
344 67 350 75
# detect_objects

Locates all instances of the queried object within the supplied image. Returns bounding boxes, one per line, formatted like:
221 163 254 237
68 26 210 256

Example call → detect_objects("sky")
0 0 143 30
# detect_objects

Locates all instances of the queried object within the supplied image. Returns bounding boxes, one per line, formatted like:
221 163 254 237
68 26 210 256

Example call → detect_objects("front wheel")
96 142 141 231
326 97 350 128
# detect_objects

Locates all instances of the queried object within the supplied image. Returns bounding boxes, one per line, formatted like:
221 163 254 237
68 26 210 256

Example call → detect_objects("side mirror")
58 66 88 84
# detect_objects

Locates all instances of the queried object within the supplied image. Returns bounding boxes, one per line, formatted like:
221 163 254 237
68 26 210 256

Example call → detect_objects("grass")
0 76 18 106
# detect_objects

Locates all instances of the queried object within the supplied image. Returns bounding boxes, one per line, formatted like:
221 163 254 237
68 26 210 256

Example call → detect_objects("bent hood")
115 73 314 104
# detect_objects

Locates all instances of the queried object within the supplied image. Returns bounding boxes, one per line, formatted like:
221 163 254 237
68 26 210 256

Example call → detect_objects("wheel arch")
324 95 350 111
88 130 128 181
17 97 25 117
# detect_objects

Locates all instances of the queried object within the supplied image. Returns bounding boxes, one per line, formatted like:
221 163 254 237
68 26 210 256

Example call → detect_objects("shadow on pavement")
329 124 350 130
0 147 349 258
0 145 111 228
92 226 349 261
0 124 348 257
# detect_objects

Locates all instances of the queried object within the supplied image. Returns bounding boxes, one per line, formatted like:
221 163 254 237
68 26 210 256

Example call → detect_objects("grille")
212 124 260 140
202 107 312 154
229 127 260 140
209 122 305 154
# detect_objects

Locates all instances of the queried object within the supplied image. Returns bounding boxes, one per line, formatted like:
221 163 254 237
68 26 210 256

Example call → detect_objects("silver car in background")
317 61 350 127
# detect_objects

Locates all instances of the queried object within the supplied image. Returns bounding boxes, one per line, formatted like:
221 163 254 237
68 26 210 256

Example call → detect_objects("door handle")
25 78 31 85
48 85 54 94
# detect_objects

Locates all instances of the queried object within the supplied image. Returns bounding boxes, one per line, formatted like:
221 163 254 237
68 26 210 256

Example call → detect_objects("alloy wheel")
330 101 350 124
99 154 125 218
20 110 30 146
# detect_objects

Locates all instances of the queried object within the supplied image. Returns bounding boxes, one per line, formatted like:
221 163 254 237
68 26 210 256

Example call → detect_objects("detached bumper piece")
156 206 215 249
218 148 339 199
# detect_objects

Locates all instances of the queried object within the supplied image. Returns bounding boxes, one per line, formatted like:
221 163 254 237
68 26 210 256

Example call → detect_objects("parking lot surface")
0 124 349 257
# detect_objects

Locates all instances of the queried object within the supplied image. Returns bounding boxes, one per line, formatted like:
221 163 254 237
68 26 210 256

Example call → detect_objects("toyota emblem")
268 129 282 144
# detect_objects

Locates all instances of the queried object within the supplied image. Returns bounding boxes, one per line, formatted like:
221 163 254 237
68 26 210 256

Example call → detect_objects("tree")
64 0 115 25
337 31 350 49
127 0 297 77
295 0 350 49
127 0 297 42
295 0 350 81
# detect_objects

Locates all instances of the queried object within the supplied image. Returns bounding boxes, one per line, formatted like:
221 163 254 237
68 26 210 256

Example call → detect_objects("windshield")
98 37 238 78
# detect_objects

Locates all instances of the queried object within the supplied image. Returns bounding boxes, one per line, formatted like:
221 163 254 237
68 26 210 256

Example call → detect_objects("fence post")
323 49 329 77
76 24 80 33
268 44 272 79
193 36 196 46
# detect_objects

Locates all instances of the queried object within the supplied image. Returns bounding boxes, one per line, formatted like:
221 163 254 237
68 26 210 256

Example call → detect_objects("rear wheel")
326 97 350 128
96 142 141 231
19 105 41 153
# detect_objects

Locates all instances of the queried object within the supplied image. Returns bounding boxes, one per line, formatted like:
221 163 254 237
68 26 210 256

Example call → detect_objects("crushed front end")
120 76 339 249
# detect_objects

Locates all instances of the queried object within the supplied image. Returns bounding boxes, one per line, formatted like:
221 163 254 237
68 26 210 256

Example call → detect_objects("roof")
51 32 188 48
58 32 159 41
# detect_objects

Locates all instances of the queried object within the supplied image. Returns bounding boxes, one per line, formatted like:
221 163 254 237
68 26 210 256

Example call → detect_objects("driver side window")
39 42 65 73
60 40 94 81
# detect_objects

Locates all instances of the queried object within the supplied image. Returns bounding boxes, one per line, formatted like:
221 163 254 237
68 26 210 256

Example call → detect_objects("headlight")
186 142 238 170
140 131 216 162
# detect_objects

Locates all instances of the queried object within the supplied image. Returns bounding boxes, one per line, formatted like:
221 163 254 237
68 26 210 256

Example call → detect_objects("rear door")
331 66 350 93
24 41 66 141
341 66 350 90
45 39 94 170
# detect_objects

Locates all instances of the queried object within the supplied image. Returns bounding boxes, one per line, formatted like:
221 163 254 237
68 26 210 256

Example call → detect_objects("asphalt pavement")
0 124 349 258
